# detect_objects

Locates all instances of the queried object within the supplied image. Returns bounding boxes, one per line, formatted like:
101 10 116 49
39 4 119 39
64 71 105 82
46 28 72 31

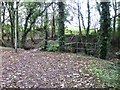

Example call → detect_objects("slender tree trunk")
51 4 55 39
0 2 1 43
16 2 19 48
100 2 111 59
51 14 55 39
44 7 48 50
86 0 90 42
0 3 5 46
58 2 65 52
80 11 86 31
96 1 101 15
30 28 35 43
8 2 15 48
14 1 18 52
117 2 120 48
77 3 82 42
21 9 33 49
21 30 28 48
78 4 87 54
21 34 26 48
11 24 14 48
21 5 33 49
21 18 36 49
113 0 117 36
1 2 6 47
117 2 120 33
2 2 5 42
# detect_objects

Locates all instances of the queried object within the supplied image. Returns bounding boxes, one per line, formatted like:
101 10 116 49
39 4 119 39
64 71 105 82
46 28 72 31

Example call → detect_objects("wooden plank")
75 48 95 51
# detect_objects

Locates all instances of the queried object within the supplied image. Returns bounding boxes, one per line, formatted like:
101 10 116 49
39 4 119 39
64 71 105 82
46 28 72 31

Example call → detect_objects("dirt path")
1 47 102 88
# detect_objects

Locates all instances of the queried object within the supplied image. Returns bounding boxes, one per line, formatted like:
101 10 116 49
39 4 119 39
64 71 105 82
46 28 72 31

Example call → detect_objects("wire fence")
64 41 99 54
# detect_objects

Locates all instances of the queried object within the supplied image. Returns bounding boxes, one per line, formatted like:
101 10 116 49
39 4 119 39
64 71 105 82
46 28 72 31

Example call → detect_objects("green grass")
87 60 120 88
65 26 95 36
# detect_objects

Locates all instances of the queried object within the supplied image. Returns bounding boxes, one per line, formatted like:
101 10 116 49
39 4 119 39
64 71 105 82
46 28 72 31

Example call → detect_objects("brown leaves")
1 49 101 88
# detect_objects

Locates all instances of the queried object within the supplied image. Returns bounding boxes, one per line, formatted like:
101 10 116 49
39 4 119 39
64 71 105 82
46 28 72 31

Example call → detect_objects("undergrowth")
87 60 120 88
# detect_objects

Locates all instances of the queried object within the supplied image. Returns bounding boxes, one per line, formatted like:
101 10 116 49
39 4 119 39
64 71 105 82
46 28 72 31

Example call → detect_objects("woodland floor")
0 47 119 88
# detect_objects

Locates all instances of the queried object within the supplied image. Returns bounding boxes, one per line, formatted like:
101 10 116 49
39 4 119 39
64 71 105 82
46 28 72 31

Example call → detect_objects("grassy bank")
86 59 120 88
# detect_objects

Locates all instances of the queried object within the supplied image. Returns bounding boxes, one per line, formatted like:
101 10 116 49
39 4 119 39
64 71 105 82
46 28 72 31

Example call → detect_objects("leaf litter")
0 48 112 88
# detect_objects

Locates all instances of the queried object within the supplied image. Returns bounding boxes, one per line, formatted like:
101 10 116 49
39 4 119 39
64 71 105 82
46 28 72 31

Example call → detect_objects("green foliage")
65 26 95 36
47 40 59 52
39 40 58 52
112 28 120 38
65 26 81 35
116 29 120 38
39 40 45 49
88 60 119 88
2 24 11 33
115 51 120 59
115 51 120 55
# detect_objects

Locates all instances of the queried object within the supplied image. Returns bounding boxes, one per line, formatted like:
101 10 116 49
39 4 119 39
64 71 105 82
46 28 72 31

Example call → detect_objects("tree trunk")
58 2 65 52
0 2 1 44
21 19 36 49
2 2 5 43
8 2 15 48
14 1 18 52
51 14 55 39
117 2 120 48
44 7 48 50
78 3 87 54
113 0 117 36
77 3 82 42
30 28 35 43
100 2 111 59
117 2 120 35
16 2 19 48
86 0 90 42
21 31 28 49
51 3 55 39
11 24 14 48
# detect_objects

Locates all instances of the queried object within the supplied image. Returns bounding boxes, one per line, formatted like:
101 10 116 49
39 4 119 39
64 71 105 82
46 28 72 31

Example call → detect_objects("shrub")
115 51 120 55
47 40 59 52
39 40 45 49
115 51 120 59
39 40 59 52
